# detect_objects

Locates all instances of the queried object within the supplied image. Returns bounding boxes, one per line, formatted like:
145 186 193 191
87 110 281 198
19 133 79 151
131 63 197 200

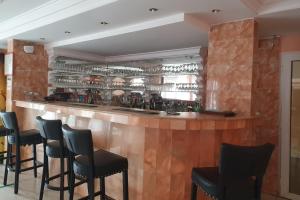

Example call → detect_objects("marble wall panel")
205 18 280 195
0 54 5 111
6 39 48 111
200 47 208 107
206 19 256 115
252 38 281 194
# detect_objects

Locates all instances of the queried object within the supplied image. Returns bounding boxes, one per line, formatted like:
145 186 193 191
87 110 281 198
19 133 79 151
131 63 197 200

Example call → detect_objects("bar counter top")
15 100 253 131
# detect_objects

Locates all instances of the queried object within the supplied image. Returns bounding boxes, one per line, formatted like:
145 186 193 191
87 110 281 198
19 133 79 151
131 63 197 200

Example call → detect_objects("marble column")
205 19 256 115
6 39 48 111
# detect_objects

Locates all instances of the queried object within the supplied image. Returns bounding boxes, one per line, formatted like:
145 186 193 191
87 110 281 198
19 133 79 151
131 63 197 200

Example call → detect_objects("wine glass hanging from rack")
53 62 201 76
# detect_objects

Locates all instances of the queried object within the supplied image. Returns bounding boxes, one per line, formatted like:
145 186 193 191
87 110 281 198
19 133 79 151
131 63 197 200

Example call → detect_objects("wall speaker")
23 46 34 54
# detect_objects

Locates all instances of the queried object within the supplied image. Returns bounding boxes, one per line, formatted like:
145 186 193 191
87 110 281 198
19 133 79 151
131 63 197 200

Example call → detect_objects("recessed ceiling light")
64 31 71 34
149 8 159 12
100 21 109 25
211 9 221 13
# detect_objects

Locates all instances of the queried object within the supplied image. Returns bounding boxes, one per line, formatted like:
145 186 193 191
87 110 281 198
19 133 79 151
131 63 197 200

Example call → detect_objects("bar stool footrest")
8 161 43 172
45 171 70 191
47 171 69 182
78 190 115 200
46 183 69 191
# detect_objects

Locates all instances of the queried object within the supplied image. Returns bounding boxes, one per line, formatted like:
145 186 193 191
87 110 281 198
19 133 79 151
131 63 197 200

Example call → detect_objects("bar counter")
14 100 255 200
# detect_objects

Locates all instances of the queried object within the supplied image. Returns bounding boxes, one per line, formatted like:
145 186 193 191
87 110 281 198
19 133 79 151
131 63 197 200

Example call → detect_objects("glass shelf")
50 68 202 78
50 84 202 93
49 59 204 104
50 84 146 91
50 68 108 77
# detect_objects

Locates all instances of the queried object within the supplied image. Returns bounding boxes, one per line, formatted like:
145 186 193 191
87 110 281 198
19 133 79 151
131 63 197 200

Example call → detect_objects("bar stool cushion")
46 140 69 158
8 129 42 146
73 149 128 178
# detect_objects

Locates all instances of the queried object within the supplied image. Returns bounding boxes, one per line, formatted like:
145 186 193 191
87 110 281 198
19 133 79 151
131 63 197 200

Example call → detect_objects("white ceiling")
0 0 300 57
0 0 51 22
13 0 254 44
60 21 208 56
256 8 300 37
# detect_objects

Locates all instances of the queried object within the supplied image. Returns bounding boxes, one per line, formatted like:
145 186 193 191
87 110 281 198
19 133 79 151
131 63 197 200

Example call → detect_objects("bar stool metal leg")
60 157 65 200
3 144 11 186
39 149 47 200
123 170 129 200
100 177 105 200
68 161 75 200
87 174 95 200
14 145 21 194
191 182 197 200
9 145 13 168
67 156 71 193
45 160 49 184
33 144 37 178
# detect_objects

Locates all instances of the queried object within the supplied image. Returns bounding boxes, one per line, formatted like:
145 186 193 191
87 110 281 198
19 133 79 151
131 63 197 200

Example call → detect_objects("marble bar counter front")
14 100 255 200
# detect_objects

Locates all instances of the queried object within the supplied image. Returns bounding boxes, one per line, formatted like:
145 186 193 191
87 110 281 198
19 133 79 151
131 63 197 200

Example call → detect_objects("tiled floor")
0 164 81 200
0 164 290 200
263 194 290 200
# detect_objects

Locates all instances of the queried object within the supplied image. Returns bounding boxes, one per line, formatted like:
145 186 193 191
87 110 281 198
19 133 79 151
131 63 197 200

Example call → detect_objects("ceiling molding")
105 46 201 62
241 0 300 15
46 13 185 48
240 0 261 14
50 46 201 63
0 0 118 40
258 0 300 15
50 48 106 63
184 14 210 32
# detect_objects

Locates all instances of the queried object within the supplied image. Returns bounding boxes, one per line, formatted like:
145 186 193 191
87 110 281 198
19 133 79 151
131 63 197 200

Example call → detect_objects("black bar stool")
191 143 275 200
0 127 14 186
62 124 129 200
0 112 43 194
36 116 71 200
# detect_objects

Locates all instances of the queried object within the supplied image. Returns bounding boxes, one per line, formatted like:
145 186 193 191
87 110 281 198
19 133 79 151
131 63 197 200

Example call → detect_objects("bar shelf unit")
48 57 204 105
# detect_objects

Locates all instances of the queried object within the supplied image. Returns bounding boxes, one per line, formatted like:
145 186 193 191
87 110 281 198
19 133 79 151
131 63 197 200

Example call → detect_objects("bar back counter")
14 100 255 200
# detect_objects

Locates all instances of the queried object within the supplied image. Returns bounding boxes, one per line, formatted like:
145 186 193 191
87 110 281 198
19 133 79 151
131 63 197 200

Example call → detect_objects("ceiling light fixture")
211 9 221 13
149 8 158 12
100 21 109 25
64 31 71 34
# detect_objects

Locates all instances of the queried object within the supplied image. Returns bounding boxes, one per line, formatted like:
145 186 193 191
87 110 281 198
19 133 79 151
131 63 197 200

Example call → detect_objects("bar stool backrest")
62 124 94 157
219 143 274 199
0 112 20 137
219 143 274 178
36 116 63 141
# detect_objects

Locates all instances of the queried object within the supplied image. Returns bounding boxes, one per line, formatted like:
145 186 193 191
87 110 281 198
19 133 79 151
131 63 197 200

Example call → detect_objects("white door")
281 53 300 199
